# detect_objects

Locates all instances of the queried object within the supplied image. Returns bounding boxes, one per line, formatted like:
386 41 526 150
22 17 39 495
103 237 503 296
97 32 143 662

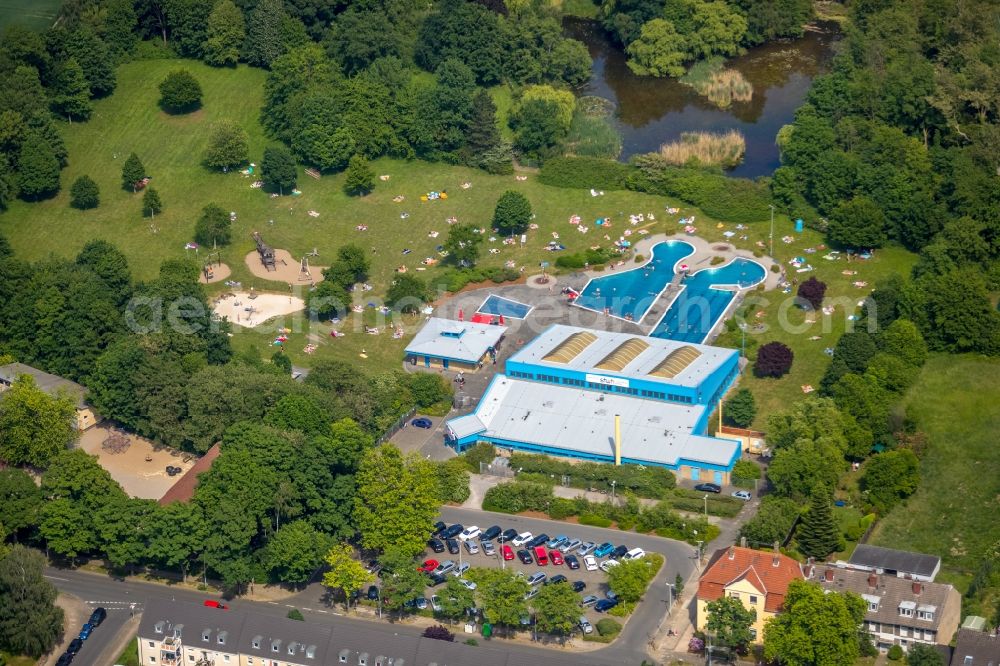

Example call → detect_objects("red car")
502 545 515 561
203 600 228 610
418 559 439 573
549 550 564 566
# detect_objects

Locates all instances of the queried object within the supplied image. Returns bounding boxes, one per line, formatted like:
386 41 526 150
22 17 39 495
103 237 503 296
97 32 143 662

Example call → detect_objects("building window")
728 591 739 599
223 656 229 662
150 658 156 663
964 657 973 666
899 627 909 637
749 595 758 605
899 607 914 617
149 641 155 647
749 628 757 640
868 601 879 612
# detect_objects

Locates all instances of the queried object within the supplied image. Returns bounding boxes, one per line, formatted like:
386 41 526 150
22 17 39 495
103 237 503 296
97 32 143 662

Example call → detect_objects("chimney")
740 537 747 548
824 569 834 582
868 573 878 588
772 556 780 568
772 541 780 553
614 414 621 466
728 546 736 560
912 581 922 595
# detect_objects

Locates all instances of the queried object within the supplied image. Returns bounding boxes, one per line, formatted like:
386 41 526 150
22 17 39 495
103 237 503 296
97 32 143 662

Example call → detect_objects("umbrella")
458 308 464 321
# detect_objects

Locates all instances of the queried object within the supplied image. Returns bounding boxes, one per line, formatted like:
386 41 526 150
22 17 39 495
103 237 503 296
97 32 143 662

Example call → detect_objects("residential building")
847 544 942 582
0 362 102 431
404 317 507 372
138 599 612 666
446 324 743 481
950 628 1000 666
697 546 805 643
812 566 961 652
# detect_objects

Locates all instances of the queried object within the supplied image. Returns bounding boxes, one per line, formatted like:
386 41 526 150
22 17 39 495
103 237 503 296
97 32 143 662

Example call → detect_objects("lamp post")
769 204 775 258
703 494 709 518
611 480 616 503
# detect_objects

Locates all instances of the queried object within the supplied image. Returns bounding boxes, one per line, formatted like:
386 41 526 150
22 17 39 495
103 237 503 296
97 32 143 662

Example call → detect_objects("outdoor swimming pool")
477 294 533 319
574 241 695 322
649 258 767 343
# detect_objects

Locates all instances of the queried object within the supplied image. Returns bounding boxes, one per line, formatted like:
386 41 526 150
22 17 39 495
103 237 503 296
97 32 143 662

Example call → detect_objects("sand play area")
213 290 306 328
79 425 195 500
244 248 327 284
198 261 232 284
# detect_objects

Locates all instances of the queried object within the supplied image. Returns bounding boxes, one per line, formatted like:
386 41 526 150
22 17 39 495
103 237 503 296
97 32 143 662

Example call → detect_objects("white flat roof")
405 317 507 363
457 377 738 467
508 325 735 389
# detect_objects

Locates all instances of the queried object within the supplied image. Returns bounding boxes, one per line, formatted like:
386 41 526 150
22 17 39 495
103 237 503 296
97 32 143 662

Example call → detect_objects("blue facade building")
445 325 743 483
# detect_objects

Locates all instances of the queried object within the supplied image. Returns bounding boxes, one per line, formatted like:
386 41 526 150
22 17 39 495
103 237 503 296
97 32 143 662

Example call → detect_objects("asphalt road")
43 508 703 665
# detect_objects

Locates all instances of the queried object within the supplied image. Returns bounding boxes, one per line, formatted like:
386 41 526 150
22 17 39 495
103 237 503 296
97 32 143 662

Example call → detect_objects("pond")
564 18 841 178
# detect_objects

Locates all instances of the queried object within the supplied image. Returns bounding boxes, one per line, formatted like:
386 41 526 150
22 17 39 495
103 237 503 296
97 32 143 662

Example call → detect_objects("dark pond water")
564 18 841 178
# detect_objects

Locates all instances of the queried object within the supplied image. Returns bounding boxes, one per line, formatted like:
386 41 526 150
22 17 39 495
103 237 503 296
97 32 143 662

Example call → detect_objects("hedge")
596 618 622 636
538 156 633 190
434 266 520 294
508 453 676 499
481 481 551 514
459 442 497 473
578 513 613 527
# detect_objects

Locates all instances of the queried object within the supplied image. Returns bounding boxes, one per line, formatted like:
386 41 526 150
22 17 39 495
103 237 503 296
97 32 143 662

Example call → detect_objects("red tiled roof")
158 443 221 505
698 546 804 613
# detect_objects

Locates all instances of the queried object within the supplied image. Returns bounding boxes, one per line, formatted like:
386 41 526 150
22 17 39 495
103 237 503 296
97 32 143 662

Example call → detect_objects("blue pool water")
574 241 695 321
650 258 767 343
478 294 533 319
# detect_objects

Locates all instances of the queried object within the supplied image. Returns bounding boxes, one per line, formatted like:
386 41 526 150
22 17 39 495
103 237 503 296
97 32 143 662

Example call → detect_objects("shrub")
732 460 761 482
710 256 726 265
464 638 478 646
797 277 827 310
481 481 553 513
409 373 452 408
607 602 634 617
634 254 645 263
286 609 304 621
423 625 455 642
578 514 613 528
887 645 903 661
771 263 780 273
70 175 100 209
461 442 496 473
754 341 793 378
158 69 202 113
596 619 622 636
538 156 633 190
547 498 579 520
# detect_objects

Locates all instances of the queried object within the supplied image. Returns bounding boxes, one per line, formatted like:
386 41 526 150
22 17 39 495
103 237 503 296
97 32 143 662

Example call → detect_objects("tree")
739 496 801 548
95 495 155 572
263 520 331 586
142 187 163 217
386 274 430 314
69 174 99 209
261 146 296 194
353 445 441 556
905 644 945 666
531 582 580 635
797 277 827 310
754 341 793 378
492 190 532 236
827 196 888 249
763 579 866 666
270 350 292 374
0 469 43 538
878 319 927 368
706 596 756 649
343 154 375 196
674 572 684 598
378 548 426 613
203 0 245 67
16 133 61 200
434 458 471 504
438 577 475 621
510 98 564 159
193 203 232 247
322 543 373 606
444 224 483 267
409 373 451 408
103 0 138 59
468 568 529 632
38 498 96 561
607 558 656 603
0 545 64 657
50 58 91 121
797 484 842 559
732 460 761 483
121 152 145 192
626 19 688 78
158 69 202 113
861 449 920 513
463 89 500 165
723 388 756 427
204 120 249 170
243 0 287 68
307 280 351 321
63 26 116 97
0 375 78 468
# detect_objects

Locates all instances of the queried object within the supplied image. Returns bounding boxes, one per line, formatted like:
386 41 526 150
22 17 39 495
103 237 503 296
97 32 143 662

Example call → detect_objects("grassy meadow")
870 354 1000 590
0 0 60 31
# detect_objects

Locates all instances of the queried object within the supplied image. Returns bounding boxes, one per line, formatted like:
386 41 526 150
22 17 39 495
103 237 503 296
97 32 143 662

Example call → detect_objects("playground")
213 290 306 328
79 424 194 500
243 247 327 284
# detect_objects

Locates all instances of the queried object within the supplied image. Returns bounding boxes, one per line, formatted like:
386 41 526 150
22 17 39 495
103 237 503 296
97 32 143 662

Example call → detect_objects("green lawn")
0 0 60 30
869 354 1000 586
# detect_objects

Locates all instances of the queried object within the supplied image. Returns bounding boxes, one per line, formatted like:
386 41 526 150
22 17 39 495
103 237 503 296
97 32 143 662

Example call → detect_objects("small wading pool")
477 294 533 319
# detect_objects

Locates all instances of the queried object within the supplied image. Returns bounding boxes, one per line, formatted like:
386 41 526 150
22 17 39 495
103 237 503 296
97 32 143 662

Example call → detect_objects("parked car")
526 534 550 549
428 538 445 553
524 588 539 601
89 607 107 627
481 541 496 556
517 549 533 564
67 639 83 655
415 597 428 610
511 532 533 547
533 546 549 565
367 585 380 600
579 617 594 634
419 559 439 573
78 624 93 640
581 595 600 607
452 562 471 577
606 591 618 602
411 417 433 429
546 574 568 585
584 555 599 571
577 541 596 556
433 560 456 575
560 538 582 553
547 535 568 549
622 547 646 561
458 579 477 591
446 539 460 554
459 525 481 541
428 573 447 587
594 599 619 612
502 545 515 561
571 580 586 592
480 525 501 541
594 542 615 558
430 595 443 612
549 550 564 566
527 572 547 586
55 653 73 666
440 524 463 539
565 554 580 570
733 490 753 501
695 482 722 494
600 559 620 573
463 540 479 555
610 545 629 559
500 528 518 543
203 600 229 610
432 520 447 535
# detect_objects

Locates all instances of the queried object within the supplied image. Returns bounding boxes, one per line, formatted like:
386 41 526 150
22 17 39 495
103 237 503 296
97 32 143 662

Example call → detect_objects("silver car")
452 562 471 577
527 572 547 586
464 540 479 555
433 560 456 575
560 538 582 553
577 541 596 556
581 595 599 607
481 541 496 556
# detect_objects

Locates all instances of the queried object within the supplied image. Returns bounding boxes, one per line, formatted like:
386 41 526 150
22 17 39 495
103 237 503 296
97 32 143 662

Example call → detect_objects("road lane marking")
44 575 70 581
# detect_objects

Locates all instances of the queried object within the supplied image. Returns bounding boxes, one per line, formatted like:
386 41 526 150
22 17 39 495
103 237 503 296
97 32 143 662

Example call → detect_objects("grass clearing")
0 0 60 31
869 354 1000 586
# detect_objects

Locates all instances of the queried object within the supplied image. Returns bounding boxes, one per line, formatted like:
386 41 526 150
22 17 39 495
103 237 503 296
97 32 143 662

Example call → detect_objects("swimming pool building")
405 317 507 372
445 324 743 483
